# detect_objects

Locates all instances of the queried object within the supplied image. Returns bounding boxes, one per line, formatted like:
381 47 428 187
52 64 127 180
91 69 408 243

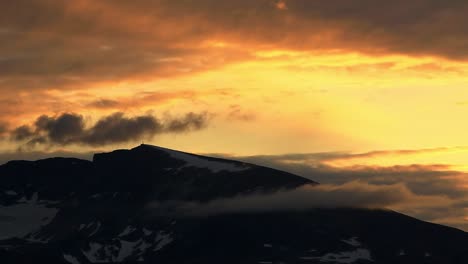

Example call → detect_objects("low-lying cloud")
206 151 468 231
10 112 210 147
147 181 417 217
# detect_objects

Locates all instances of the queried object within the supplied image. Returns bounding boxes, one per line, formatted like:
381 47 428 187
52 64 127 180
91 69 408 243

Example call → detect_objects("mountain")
0 144 467 264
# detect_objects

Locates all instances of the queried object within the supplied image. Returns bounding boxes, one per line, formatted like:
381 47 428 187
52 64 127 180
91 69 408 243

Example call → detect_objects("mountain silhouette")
0 144 467 263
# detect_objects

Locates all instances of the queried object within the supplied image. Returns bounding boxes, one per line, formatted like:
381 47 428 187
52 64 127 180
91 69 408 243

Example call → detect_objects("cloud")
10 111 210 147
163 112 209 133
3 0 468 129
147 162 468 231
147 181 415 217
98 0 468 59
3 0 468 95
11 125 35 141
86 90 221 111
234 147 468 164
0 122 8 135
81 113 163 146
225 152 468 198
208 151 468 231
87 99 120 109
226 105 256 121
0 0 252 92
35 113 86 144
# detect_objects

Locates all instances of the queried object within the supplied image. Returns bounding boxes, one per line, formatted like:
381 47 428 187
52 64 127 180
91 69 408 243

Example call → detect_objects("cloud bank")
3 0 468 94
206 150 468 231
148 182 414 217
10 112 210 147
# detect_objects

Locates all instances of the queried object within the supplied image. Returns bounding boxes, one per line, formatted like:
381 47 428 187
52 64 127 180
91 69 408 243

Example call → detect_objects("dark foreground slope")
0 145 467 264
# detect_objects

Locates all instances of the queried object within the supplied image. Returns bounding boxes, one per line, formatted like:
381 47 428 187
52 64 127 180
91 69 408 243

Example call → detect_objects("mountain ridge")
0 144 468 263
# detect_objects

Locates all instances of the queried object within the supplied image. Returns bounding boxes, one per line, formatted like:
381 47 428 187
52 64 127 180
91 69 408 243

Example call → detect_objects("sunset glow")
3 0 468 230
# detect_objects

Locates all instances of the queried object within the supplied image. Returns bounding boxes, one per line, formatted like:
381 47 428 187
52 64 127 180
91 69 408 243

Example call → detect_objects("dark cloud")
2 0 468 94
11 125 35 141
82 113 163 146
164 112 209 133
35 113 85 144
10 112 210 147
0 0 252 92
95 0 468 59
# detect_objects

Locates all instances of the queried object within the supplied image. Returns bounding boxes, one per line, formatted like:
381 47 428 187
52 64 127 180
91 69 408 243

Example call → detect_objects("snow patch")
263 244 273 248
90 194 102 199
0 192 58 240
25 230 54 244
83 242 105 262
119 226 137 237
63 254 80 264
82 242 121 263
341 237 362 247
83 237 163 263
301 248 373 263
117 240 138 261
154 231 174 252
149 145 250 173
88 221 101 237
118 238 154 261
143 228 153 236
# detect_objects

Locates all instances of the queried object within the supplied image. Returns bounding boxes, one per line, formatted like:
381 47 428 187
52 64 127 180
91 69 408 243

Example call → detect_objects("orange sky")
3 0 468 230
2 0 468 156
1 0 468 165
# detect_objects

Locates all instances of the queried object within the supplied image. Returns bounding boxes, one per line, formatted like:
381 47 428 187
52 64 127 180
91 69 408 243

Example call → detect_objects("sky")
2 0 468 230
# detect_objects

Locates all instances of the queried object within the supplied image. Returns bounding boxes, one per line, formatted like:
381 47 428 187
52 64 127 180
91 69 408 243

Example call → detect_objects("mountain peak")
87 144 317 200
130 144 251 173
